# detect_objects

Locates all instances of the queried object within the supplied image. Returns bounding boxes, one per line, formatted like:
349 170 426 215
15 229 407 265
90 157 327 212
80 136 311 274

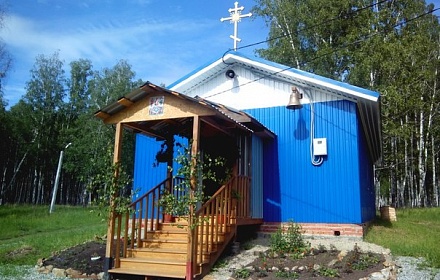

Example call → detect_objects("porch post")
104 122 123 274
186 116 200 279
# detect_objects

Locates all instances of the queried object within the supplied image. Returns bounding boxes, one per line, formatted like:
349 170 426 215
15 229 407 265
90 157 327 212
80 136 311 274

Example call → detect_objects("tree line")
0 53 140 205
1 0 439 208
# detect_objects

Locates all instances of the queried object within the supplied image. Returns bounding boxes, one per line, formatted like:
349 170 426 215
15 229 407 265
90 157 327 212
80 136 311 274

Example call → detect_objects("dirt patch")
43 241 105 275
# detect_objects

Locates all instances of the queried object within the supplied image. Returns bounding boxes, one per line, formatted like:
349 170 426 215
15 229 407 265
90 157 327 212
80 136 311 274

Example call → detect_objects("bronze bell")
286 86 303 110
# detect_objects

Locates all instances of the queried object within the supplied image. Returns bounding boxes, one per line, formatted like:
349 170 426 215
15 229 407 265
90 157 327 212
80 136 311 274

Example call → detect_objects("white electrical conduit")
304 91 324 166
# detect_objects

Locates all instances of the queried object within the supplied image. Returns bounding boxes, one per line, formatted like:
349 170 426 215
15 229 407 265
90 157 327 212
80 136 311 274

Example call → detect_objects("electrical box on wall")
313 138 327 156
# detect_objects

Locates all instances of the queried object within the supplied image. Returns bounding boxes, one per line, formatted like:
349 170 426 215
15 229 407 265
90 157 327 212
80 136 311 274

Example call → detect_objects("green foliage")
270 220 310 256
318 266 339 277
234 267 251 279
157 190 179 215
87 148 133 216
157 143 230 227
275 269 299 278
365 207 440 268
351 253 380 271
340 244 380 272
211 258 228 272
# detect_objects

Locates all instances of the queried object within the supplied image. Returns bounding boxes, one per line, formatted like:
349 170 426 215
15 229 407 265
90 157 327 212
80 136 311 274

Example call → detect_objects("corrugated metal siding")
251 135 264 218
133 134 168 200
133 134 190 201
245 99 364 223
357 122 376 222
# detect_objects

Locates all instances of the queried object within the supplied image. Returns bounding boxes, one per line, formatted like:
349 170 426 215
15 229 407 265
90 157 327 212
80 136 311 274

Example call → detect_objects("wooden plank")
109 267 186 279
117 97 134 107
103 94 216 124
94 111 111 120
105 123 124 266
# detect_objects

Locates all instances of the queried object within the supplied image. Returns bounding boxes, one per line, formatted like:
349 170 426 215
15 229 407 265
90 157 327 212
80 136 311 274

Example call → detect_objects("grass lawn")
1 205 439 278
0 204 106 276
365 207 440 268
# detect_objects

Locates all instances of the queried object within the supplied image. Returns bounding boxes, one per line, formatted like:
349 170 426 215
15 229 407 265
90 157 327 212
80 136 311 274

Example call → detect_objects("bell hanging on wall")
286 86 303 110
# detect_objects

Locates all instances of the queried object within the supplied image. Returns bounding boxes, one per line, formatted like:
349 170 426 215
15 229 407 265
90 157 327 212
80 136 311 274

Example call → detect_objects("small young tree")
157 143 230 228
87 147 133 217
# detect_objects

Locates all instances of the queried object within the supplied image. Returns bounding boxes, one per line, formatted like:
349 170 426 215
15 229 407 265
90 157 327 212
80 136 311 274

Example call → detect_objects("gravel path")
395 256 440 280
1 236 439 280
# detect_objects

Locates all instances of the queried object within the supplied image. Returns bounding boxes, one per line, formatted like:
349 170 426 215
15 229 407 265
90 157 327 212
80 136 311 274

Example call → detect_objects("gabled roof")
95 82 275 140
168 51 382 164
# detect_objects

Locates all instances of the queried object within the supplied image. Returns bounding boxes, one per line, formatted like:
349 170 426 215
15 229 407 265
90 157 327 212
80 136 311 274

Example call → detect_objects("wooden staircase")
109 221 190 279
107 176 250 280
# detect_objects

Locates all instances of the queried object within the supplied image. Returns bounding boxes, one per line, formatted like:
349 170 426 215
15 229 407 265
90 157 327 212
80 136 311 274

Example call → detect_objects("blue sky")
1 0 267 107
1 0 440 108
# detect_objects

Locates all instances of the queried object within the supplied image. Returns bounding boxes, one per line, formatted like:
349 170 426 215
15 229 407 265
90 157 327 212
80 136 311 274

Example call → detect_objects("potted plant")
156 143 232 228
157 190 177 222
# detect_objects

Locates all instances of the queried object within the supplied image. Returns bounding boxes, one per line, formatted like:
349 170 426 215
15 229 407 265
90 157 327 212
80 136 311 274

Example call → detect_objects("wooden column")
104 122 123 273
186 116 200 279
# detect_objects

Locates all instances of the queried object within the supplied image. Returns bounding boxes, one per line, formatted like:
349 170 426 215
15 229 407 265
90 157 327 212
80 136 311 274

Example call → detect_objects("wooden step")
159 223 188 231
118 257 186 275
146 229 187 240
128 247 187 261
141 238 188 250
109 267 186 279
146 229 227 241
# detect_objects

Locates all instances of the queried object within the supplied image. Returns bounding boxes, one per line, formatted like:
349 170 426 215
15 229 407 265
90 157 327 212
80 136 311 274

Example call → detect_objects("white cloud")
1 13 215 67
0 2 265 107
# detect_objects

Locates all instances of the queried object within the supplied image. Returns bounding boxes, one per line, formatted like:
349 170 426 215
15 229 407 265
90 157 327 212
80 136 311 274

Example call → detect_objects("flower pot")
163 213 175 223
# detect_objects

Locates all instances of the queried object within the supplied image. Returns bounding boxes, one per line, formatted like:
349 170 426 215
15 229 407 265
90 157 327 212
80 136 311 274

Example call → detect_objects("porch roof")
94 81 275 140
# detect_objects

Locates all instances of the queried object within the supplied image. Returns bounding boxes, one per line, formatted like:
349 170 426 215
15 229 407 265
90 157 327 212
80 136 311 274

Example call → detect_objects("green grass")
1 205 439 277
0 205 107 267
365 207 440 268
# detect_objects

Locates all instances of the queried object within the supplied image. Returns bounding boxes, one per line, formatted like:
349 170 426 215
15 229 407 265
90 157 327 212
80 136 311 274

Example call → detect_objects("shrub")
270 220 310 256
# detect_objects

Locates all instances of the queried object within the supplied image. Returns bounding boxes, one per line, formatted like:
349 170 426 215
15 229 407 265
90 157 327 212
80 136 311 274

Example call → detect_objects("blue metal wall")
251 135 264 218
245 99 375 224
133 134 167 200
133 134 188 199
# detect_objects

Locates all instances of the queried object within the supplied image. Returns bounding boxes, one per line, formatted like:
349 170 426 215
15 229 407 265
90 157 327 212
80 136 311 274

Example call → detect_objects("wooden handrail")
192 175 250 273
109 176 184 268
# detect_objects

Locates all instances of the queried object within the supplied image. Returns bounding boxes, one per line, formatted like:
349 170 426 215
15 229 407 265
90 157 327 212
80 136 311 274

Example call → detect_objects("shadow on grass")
366 215 394 230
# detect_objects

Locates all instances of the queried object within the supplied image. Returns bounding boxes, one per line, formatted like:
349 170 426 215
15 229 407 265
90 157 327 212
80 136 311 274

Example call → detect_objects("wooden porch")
94 82 272 279
106 175 261 280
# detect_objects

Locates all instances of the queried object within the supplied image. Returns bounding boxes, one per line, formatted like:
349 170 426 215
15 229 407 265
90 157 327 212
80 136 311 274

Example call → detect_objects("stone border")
36 258 104 279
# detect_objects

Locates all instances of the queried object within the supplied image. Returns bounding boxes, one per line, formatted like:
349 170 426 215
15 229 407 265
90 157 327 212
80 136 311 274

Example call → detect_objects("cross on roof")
220 2 252 51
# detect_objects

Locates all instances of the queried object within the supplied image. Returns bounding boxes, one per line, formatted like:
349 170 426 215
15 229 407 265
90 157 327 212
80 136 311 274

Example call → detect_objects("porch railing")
109 175 250 278
111 176 184 267
192 175 250 273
